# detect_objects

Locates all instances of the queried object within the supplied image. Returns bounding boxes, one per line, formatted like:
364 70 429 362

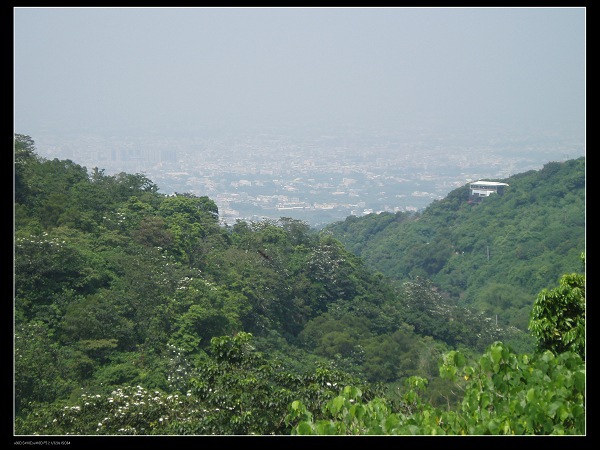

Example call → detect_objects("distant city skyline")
23 127 584 228
14 6 586 227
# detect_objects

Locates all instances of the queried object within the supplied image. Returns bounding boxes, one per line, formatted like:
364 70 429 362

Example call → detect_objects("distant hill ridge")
324 157 585 331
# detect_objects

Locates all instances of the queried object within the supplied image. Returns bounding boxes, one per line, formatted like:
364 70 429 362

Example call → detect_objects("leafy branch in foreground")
286 343 585 435
529 253 585 359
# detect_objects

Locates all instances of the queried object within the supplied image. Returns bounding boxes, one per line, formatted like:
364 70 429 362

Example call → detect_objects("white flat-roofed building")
469 181 509 203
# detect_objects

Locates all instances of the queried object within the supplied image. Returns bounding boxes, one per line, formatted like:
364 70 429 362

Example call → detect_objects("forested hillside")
324 157 585 332
13 134 585 435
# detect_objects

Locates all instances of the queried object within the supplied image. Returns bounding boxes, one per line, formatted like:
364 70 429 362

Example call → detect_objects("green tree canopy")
529 253 585 359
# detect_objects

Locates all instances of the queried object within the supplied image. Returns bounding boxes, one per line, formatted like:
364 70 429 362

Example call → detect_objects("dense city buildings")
29 126 584 228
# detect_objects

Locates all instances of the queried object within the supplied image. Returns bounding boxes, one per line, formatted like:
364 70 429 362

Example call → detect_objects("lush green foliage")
15 333 381 435
324 158 585 332
529 253 586 360
399 277 531 353
13 135 584 435
287 343 585 435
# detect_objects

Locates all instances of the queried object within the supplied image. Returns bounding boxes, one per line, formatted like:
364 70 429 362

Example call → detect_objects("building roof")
470 181 509 187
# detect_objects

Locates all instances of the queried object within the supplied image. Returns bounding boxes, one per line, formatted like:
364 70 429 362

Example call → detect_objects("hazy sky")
14 7 585 137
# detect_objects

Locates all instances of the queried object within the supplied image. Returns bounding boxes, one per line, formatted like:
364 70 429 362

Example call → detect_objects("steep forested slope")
13 135 463 425
324 157 585 330
13 135 585 435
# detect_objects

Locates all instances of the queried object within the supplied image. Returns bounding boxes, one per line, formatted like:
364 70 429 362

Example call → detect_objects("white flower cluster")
15 233 67 249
